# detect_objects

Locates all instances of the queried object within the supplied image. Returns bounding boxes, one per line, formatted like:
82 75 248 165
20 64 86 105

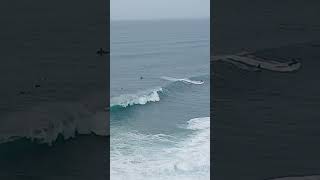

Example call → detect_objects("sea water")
110 19 210 180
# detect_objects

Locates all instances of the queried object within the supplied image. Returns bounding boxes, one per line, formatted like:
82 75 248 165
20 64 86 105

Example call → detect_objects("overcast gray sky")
111 0 210 20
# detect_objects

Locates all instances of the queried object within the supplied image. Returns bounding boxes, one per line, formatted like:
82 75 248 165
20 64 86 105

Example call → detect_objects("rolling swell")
110 75 207 110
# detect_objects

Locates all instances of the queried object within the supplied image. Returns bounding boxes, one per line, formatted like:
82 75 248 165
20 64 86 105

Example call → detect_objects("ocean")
110 19 210 180
0 0 109 179
212 0 320 179
213 42 320 180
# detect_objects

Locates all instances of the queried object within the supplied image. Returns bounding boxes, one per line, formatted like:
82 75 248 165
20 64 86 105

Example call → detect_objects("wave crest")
110 87 163 108
0 93 108 145
161 76 204 85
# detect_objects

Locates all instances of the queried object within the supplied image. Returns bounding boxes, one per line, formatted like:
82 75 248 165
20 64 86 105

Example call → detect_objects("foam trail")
161 76 204 85
110 87 163 108
212 52 301 72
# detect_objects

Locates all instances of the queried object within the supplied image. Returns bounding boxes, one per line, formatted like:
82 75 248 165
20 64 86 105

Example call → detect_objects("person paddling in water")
255 64 262 72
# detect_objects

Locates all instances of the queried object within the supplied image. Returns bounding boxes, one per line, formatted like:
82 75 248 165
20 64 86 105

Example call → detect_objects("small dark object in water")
19 91 26 95
35 84 40 88
140 76 143 80
255 64 262 72
96 48 109 56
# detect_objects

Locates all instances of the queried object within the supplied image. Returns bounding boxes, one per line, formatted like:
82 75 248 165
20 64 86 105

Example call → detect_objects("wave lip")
110 87 163 108
161 76 204 85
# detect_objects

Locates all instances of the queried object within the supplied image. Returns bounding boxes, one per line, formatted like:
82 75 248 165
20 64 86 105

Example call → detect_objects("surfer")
255 64 262 72
96 48 109 56
140 76 143 80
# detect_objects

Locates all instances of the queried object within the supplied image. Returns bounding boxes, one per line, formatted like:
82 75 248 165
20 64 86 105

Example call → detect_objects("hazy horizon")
111 0 210 21
110 17 210 22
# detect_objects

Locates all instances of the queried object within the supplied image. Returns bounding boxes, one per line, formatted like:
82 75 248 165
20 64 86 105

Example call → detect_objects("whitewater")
0 92 109 145
110 117 210 180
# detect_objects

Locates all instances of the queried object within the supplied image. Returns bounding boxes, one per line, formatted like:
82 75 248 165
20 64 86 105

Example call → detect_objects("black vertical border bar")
106 0 111 179
210 0 214 179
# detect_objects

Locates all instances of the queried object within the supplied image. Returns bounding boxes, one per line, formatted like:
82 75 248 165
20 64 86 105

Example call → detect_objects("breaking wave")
0 93 108 145
110 75 207 110
110 87 163 109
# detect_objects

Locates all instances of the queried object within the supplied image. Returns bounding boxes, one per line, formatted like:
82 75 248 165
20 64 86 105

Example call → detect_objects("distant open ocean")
110 19 210 180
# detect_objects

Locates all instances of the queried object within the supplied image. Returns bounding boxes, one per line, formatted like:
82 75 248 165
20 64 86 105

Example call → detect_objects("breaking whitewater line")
161 76 204 85
110 87 163 108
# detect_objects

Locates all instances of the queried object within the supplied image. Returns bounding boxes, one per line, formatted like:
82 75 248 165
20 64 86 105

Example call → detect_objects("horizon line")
110 17 210 22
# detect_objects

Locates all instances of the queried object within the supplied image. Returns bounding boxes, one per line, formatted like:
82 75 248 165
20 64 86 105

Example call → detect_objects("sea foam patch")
110 116 210 180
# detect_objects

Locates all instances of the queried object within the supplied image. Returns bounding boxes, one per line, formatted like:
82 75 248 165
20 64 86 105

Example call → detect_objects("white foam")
110 87 163 108
0 93 108 145
110 116 210 180
161 76 204 85
187 117 210 130
212 52 301 72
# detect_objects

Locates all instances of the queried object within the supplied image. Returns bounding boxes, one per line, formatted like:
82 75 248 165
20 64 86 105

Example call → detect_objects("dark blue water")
110 19 210 180
0 0 108 178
